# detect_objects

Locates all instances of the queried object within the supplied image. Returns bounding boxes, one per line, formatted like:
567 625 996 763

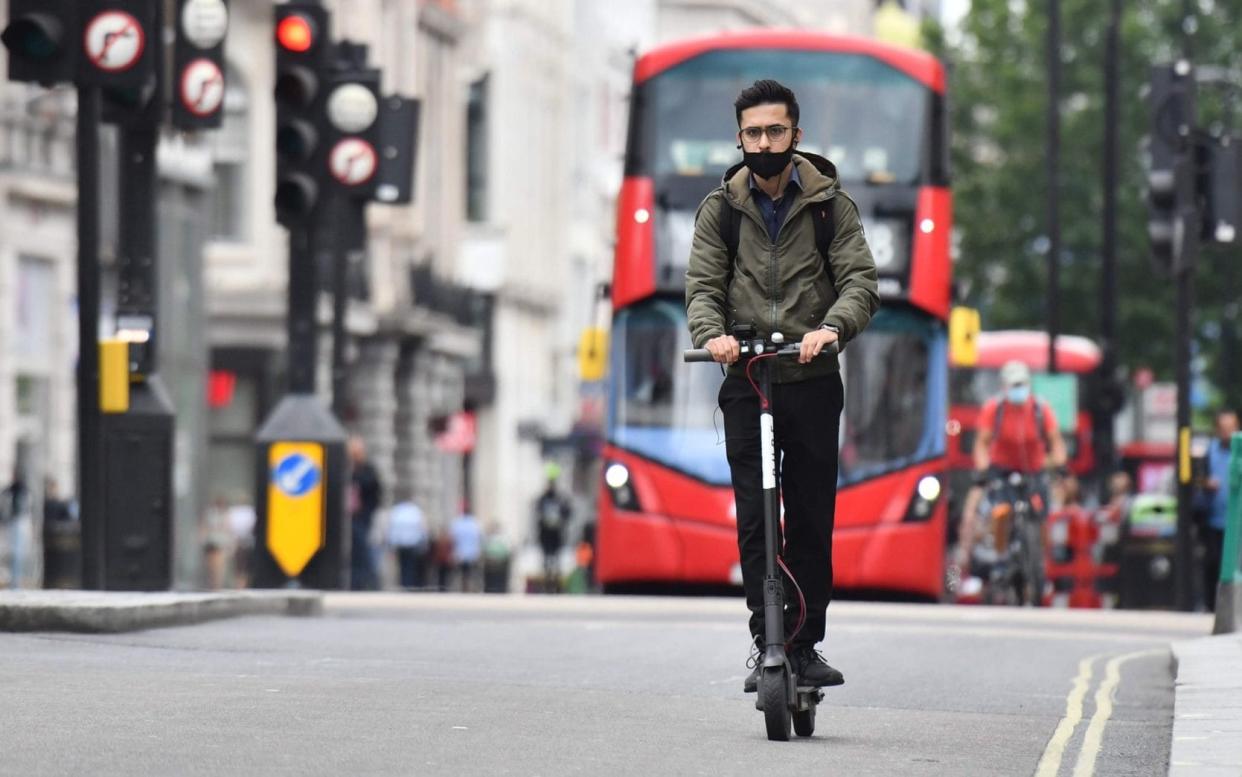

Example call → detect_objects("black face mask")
744 146 794 179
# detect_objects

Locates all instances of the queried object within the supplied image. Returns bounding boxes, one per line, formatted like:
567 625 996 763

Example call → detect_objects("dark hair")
734 79 799 126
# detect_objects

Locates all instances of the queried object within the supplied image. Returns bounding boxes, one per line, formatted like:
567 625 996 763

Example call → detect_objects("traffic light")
323 68 382 200
1146 62 1197 271
274 3 332 227
375 95 421 204
1200 135 1241 245
172 0 229 131
2 0 78 85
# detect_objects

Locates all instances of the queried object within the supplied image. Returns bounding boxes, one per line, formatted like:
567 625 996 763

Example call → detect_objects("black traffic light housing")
2 0 79 85
1146 62 1197 272
274 2 332 227
323 67 383 200
1199 135 1241 245
375 95 421 205
74 0 164 126
172 0 230 131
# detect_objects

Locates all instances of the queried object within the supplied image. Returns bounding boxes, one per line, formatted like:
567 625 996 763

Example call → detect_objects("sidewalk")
0 589 322 633
1170 631 1242 776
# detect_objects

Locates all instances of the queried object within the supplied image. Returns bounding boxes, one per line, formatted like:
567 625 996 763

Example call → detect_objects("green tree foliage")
935 0 1242 406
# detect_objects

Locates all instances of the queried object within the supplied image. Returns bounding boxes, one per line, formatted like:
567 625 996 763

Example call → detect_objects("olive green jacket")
685 152 880 383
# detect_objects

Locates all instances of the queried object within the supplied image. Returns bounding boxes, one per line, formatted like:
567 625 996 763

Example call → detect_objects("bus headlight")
905 475 943 522
605 463 629 489
605 462 641 512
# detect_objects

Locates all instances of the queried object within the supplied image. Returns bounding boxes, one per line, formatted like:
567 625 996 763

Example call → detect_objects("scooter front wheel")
761 667 791 741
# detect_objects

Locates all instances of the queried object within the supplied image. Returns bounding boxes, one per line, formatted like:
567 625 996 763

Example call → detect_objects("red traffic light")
276 14 314 53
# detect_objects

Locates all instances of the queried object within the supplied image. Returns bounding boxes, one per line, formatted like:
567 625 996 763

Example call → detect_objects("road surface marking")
1035 653 1101 777
1072 649 1163 777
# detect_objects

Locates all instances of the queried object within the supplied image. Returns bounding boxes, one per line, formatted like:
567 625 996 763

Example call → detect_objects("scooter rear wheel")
761 667 791 741
793 704 816 737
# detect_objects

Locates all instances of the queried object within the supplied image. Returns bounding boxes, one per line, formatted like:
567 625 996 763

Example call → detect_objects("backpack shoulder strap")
991 399 1005 444
717 191 741 264
810 199 837 288
1034 399 1053 454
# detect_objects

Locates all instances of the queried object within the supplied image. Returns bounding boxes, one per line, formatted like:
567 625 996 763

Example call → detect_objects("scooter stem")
757 352 785 657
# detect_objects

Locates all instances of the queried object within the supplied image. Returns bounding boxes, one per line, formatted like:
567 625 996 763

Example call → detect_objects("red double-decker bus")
596 31 952 599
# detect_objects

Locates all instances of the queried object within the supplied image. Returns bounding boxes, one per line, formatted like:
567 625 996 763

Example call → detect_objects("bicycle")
980 470 1046 607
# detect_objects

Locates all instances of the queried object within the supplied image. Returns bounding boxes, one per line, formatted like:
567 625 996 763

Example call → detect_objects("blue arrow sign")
272 452 321 498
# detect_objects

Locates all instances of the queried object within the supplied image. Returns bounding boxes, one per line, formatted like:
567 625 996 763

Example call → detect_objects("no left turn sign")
329 139 378 187
84 11 146 73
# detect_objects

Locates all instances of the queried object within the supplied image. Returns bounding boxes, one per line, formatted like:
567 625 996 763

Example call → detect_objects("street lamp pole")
1046 0 1061 374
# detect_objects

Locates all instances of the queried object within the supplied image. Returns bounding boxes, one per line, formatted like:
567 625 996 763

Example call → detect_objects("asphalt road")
0 594 1211 776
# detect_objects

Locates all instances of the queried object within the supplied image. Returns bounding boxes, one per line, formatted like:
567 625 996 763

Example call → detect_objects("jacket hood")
722 151 839 204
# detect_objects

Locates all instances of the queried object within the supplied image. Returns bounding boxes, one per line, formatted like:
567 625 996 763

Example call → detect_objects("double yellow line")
1035 649 1163 777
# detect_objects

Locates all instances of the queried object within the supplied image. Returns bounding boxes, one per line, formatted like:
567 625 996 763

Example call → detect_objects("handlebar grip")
682 349 715 363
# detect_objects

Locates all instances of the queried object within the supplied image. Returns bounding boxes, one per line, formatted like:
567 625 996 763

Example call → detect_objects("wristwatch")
819 324 840 335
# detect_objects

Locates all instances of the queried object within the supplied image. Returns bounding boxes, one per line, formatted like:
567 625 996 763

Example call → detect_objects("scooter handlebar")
681 340 839 363
682 348 717 362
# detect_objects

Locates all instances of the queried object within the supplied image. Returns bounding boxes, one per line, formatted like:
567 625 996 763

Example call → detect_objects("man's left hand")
799 328 839 364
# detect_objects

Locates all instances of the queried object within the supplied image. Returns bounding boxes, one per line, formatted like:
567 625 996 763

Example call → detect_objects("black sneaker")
743 636 763 693
790 645 844 688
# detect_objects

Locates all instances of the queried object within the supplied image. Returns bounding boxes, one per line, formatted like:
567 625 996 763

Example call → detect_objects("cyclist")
956 360 1068 573
684 79 879 692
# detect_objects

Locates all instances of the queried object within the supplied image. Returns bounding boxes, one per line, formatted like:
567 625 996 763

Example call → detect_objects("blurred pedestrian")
431 526 455 592
451 504 483 592
1197 409 1238 612
534 464 572 594
347 436 383 591
1 468 32 589
483 522 511 593
41 478 79 589
227 496 256 589
387 491 428 590
201 496 232 590
1104 471 1134 522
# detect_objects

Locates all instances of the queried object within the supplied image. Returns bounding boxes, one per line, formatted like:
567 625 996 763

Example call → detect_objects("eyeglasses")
739 124 793 143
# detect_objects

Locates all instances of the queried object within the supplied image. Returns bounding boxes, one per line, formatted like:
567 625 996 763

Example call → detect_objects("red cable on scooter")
778 556 808 647
745 352 777 409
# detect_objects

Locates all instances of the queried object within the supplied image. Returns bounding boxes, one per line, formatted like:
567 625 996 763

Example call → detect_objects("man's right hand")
705 334 741 365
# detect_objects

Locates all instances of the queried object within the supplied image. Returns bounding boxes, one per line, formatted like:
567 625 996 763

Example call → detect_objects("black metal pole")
1174 0 1197 611
77 87 103 590
1046 0 1061 374
288 224 319 395
117 126 159 374
1098 0 1121 479
331 196 365 420
1175 255 1195 610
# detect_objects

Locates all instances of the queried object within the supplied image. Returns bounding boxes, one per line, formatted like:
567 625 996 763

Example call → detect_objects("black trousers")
1203 526 1224 612
719 371 844 647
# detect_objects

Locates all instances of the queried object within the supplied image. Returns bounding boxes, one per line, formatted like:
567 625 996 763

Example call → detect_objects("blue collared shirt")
1207 439 1231 531
748 162 802 243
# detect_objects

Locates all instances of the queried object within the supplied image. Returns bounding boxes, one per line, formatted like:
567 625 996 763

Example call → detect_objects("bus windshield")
608 302 945 487
631 48 931 185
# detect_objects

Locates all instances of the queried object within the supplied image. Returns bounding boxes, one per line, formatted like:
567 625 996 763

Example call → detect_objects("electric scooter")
684 325 838 741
